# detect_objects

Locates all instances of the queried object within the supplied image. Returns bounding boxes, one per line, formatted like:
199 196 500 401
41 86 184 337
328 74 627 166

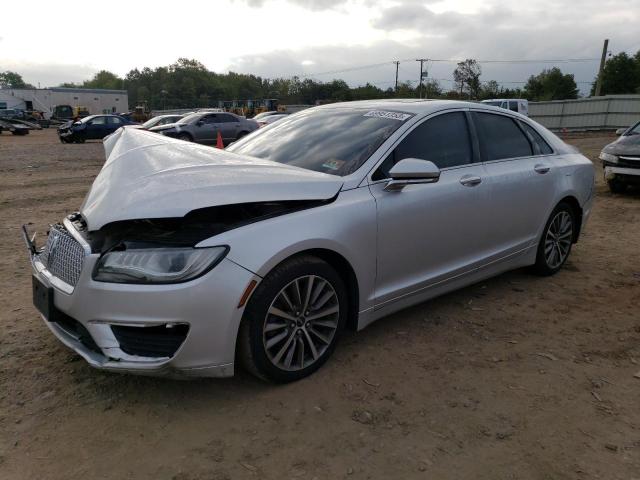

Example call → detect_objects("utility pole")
416 59 427 98
393 61 400 93
594 38 609 97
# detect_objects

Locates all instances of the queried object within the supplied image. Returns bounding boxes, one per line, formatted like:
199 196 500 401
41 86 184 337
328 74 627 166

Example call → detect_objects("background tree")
453 59 482 99
0 71 35 89
524 67 578 101
590 51 640 95
83 70 123 90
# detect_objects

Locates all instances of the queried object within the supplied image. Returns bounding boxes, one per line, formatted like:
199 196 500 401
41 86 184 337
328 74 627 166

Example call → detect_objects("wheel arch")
557 195 583 243
245 247 361 332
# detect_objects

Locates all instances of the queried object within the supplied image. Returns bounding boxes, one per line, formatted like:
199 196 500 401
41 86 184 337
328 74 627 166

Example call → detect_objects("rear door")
106 116 124 135
217 113 240 142
369 110 493 307
86 116 108 139
471 111 558 257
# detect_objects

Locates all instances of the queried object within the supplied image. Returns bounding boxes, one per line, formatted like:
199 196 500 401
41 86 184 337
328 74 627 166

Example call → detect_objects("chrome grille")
39 224 86 286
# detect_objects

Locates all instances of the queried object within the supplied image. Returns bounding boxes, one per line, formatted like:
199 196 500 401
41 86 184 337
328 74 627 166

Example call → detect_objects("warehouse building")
0 87 129 118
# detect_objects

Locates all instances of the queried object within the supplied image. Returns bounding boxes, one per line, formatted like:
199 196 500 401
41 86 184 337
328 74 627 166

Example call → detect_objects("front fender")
196 187 378 314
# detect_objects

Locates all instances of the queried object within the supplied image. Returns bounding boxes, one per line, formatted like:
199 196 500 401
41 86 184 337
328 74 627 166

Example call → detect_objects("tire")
238 255 347 383
607 179 626 194
532 202 575 276
178 133 192 142
74 136 85 144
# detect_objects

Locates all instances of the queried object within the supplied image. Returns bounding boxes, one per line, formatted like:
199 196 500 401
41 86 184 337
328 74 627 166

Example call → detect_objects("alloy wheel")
262 275 340 371
544 211 573 269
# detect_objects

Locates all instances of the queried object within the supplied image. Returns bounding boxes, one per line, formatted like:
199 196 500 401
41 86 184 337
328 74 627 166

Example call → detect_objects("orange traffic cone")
216 131 224 149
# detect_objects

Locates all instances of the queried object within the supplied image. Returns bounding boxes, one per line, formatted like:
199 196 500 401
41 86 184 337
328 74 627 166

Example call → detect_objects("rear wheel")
239 255 347 383
532 202 575 276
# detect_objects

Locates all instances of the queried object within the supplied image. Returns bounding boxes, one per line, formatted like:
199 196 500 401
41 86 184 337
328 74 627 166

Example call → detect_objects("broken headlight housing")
93 246 228 284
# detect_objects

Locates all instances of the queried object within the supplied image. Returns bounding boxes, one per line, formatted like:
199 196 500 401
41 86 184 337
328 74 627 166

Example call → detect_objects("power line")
297 56 600 78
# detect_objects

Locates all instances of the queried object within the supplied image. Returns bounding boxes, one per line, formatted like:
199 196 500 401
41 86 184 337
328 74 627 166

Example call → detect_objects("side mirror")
385 158 440 192
196 120 204 126
615 128 626 136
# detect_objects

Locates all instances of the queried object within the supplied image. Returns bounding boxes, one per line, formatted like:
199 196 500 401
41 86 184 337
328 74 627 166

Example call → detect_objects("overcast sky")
2 0 639 93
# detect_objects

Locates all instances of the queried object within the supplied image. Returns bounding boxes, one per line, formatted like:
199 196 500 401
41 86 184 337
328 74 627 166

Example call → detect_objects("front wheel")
607 179 626 194
532 203 575 276
238 256 347 383
177 133 192 142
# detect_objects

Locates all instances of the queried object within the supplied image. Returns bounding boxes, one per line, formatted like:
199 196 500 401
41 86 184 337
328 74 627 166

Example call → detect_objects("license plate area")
32 276 56 322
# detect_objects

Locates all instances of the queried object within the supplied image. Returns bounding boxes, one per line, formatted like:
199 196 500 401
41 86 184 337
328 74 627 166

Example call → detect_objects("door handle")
534 164 550 174
460 175 482 187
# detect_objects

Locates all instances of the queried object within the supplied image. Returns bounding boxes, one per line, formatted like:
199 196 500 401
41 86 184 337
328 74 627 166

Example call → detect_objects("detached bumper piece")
111 324 189 358
53 309 102 355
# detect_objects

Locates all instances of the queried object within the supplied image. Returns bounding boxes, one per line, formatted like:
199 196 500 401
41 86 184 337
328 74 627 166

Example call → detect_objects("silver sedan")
25 100 595 382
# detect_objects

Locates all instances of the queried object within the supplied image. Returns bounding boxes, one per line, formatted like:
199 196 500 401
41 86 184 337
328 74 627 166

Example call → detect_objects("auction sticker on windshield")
363 110 412 121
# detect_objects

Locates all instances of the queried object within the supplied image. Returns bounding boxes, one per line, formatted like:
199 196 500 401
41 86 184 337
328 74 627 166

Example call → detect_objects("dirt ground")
0 129 639 480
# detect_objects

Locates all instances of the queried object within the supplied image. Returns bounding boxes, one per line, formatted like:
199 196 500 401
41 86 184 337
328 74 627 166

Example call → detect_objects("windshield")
626 121 640 135
177 113 202 124
142 117 162 128
227 108 413 176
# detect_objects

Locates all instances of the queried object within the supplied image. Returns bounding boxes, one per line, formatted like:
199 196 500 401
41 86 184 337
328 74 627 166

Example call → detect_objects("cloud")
241 0 350 10
227 0 640 95
0 60 98 88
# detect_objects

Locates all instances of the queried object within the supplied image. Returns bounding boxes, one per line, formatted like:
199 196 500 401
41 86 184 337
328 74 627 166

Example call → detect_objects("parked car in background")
0 108 24 120
126 114 184 131
599 119 640 192
481 99 529 116
57 114 135 143
254 111 288 121
25 100 594 383
0 118 30 135
149 111 258 146
257 113 288 127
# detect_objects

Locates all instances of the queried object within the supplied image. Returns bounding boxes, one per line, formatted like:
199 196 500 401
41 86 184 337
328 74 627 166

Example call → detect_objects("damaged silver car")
24 100 595 382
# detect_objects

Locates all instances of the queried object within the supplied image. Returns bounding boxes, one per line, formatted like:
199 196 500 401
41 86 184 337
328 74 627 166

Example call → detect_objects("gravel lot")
0 129 639 480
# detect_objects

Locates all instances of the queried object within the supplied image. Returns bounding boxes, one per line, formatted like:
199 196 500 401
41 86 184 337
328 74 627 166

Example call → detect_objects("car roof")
312 99 509 115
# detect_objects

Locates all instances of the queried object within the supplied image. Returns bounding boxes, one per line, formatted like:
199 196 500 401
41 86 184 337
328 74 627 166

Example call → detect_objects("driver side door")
369 110 492 310
192 114 219 144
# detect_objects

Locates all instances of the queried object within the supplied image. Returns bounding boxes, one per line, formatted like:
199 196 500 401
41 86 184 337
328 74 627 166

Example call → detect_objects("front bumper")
26 222 258 378
604 165 640 184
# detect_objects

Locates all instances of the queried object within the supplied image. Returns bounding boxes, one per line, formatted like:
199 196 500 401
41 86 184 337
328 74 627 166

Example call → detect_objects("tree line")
1 49 639 110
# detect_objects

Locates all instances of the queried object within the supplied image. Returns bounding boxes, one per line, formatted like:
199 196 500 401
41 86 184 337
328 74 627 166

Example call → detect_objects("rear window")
227 108 413 176
519 121 553 154
472 112 533 161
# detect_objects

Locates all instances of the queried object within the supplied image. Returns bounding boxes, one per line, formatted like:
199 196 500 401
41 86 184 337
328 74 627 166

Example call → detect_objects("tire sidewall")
242 257 347 383
535 202 575 275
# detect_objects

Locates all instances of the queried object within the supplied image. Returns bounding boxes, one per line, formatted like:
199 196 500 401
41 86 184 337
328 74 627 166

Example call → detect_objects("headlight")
599 152 618 163
93 246 228 284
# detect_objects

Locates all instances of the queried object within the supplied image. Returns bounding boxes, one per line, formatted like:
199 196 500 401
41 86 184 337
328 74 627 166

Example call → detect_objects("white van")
482 99 529 116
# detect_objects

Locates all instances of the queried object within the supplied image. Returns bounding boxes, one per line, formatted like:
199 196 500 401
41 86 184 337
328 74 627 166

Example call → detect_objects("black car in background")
58 115 136 143
599 120 640 192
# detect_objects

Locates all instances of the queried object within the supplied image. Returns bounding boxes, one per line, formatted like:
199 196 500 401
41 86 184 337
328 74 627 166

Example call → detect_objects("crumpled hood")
80 128 343 231
603 134 640 156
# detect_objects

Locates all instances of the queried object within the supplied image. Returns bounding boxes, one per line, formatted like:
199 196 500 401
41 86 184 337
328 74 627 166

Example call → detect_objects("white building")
0 87 129 118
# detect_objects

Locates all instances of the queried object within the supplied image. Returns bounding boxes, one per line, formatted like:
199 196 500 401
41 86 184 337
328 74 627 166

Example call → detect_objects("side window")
90 116 106 125
509 101 519 112
219 114 239 123
108 117 122 125
202 115 218 124
372 112 473 180
519 121 553 155
472 112 533 161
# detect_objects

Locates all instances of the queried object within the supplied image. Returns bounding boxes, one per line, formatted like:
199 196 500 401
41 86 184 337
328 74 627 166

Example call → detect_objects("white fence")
529 95 640 131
